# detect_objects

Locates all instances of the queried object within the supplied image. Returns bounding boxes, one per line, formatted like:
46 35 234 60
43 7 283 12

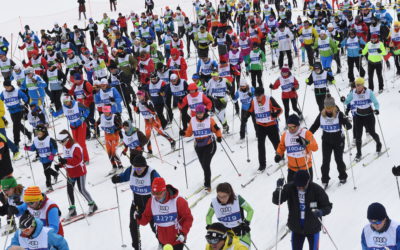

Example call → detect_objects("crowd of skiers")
0 0 400 248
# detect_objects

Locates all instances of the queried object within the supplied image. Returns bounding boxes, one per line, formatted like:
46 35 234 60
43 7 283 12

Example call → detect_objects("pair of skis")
184 175 222 209
241 162 286 188
61 206 118 227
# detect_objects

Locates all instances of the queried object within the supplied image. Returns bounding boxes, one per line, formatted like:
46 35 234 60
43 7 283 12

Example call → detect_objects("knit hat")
3 79 12 87
239 78 247 87
367 202 387 221
23 186 43 202
287 114 300 126
19 211 35 229
294 170 310 187
324 94 336 108
355 77 365 85
0 177 17 190
170 74 178 81
131 154 147 167
281 67 290 74
152 177 166 193
102 105 111 113
195 104 206 113
254 87 264 96
371 34 379 39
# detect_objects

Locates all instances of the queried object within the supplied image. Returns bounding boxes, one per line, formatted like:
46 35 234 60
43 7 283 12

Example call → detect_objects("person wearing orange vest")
180 104 222 192
248 87 282 173
274 114 318 182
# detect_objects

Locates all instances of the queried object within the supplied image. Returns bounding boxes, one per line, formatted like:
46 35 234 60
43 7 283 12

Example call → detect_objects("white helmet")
24 67 34 75
100 78 108 85
61 95 72 104
13 65 21 71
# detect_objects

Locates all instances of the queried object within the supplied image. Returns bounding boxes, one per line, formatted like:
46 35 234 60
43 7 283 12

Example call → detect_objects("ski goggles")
205 231 226 244
369 219 383 225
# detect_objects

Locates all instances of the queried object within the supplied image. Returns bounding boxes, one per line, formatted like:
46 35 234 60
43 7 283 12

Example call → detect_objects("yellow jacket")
206 233 249 250
0 100 5 129
299 26 319 45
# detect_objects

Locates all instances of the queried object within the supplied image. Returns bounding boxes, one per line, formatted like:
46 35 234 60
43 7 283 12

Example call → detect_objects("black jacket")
0 134 12 179
272 182 332 235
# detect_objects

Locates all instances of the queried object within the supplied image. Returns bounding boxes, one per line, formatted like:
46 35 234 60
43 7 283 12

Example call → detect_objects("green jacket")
313 37 338 57
206 195 254 225
362 41 387 63
245 48 266 71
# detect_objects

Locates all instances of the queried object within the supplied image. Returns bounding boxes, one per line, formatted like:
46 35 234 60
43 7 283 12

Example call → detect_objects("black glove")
274 154 282 163
22 59 26 65
286 34 290 38
139 64 145 69
392 166 400 176
377 48 382 53
7 206 19 216
216 137 222 143
54 164 62 171
269 83 274 89
374 110 379 115
271 111 279 118
346 123 353 130
312 209 323 217
291 87 296 92
276 178 285 188
109 97 115 102
296 136 309 146
240 220 251 234
359 49 363 54
111 174 120 184
58 157 67 165
179 129 186 136
345 108 350 116
340 96 346 103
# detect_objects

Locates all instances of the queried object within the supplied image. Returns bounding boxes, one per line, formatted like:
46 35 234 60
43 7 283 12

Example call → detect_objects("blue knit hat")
287 114 300 126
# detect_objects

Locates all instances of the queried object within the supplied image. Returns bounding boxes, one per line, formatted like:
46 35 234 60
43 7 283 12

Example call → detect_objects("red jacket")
62 140 87 178
19 41 39 59
138 185 193 246
117 16 128 28
271 75 299 99
69 80 94 107
167 56 188 80
351 23 368 43
23 56 48 76
178 92 213 116
138 55 155 85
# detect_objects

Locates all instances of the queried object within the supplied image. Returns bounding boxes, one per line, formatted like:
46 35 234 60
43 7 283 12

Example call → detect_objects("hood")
162 184 179 203
21 218 44 239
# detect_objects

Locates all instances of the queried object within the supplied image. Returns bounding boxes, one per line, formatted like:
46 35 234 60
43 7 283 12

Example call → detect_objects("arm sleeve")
205 206 215 225
118 166 132 182
47 207 60 232
344 91 353 106
272 185 289 205
305 130 318 153
7 231 21 249
176 197 193 236
315 185 332 216
137 198 153 226
369 91 379 110
361 230 368 250
47 230 70 250
238 195 254 222
309 114 321 134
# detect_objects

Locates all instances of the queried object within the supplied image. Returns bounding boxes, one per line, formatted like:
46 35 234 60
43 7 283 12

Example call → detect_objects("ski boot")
256 166 266 174
339 179 347 184
12 151 21 161
355 153 362 162
88 202 98 215
170 140 176 150
204 186 211 193
223 123 230 134
322 182 329 190
52 172 59 185
65 206 77 220
376 142 382 154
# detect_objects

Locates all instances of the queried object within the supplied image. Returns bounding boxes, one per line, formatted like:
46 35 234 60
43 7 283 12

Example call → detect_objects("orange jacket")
184 116 222 145
248 95 282 127
276 129 318 171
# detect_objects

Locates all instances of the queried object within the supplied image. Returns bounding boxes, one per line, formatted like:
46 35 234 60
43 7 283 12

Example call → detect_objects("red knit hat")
152 177 166 193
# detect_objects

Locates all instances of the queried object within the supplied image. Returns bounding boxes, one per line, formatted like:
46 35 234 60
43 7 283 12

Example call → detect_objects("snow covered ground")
1 0 400 249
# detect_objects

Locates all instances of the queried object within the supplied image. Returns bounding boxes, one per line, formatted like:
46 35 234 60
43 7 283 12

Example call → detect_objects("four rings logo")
373 236 387 245
29 241 38 247
159 205 169 212
220 207 232 214
135 179 144 185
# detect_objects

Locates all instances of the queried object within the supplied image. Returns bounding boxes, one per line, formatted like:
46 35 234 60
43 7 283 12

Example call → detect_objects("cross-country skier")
362 34 387 92
233 78 256 142
121 120 148 160
272 170 332 250
0 177 22 235
306 61 335 111
205 222 250 249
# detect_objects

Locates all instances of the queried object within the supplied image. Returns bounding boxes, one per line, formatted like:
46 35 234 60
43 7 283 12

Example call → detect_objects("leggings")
67 175 94 206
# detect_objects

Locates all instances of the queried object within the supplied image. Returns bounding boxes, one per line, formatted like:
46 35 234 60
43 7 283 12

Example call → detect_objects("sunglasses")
152 191 164 196
288 125 297 129
27 201 37 206
206 236 221 244
369 219 383 225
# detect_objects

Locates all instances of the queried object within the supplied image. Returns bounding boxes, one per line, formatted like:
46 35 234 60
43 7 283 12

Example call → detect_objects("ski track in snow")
1 0 400 249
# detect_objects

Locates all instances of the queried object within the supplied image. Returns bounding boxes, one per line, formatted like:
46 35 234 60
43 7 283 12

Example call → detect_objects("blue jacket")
0 88 28 114
94 87 123 114
17 201 60 233
53 100 90 128
376 9 393 26
21 75 47 100
8 218 69 250
341 37 366 57
196 59 218 75
114 36 133 52
27 137 58 164
344 88 379 116
233 87 255 111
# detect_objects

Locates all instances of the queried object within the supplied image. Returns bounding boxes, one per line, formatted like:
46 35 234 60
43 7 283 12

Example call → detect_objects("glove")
291 87 296 92
377 48 382 53
109 97 115 102
240 220 251 234
122 148 128 155
48 154 55 161
271 111 279 118
216 137 222 143
374 110 379 115
139 64 145 69
54 164 62 171
22 59 26 65
59 157 67 165
179 129 186 136
276 178 285 188
312 209 323 217
7 206 19 216
111 174 120 184
269 84 274 89
392 166 400 176
359 49 363 54
274 154 282 163
330 80 336 85
296 136 309 146
23 145 30 151
340 96 346 103
286 34 290 38
133 211 141 220
345 108 350 116
176 234 186 243
346 123 352 130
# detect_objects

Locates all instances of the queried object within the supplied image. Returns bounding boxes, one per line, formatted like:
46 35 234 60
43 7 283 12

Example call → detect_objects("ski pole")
345 128 357 190
3 215 14 249
23 119 36 185
246 128 250 163
179 113 188 189
222 136 234 153
115 184 127 248
151 128 163 163
275 179 284 250
220 142 242 176
376 115 389 157
301 84 308 114
143 151 178 169
317 217 339 250
251 239 259 250
395 176 400 200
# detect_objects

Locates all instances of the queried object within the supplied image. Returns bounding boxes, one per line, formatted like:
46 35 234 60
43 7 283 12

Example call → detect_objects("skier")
194 25 214 58
206 71 232 134
20 67 47 107
12 186 64 236
7 211 69 250
0 177 23 235
165 73 190 130
167 48 188 80
270 66 302 123
205 222 249 249
276 22 294 69
362 34 387 92
312 30 338 72
233 79 256 142
341 77 382 161
275 114 318 181
306 61 335 112
54 130 97 219
121 120 148 160
178 83 213 117
53 95 90 164
143 73 169 129
137 177 193 249
245 43 266 88
298 20 318 68
180 104 222 192
272 170 332 250
309 95 353 188
361 202 400 249
248 87 282 173
95 105 124 174
111 154 160 249
23 124 59 192
47 61 67 116
206 182 254 247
